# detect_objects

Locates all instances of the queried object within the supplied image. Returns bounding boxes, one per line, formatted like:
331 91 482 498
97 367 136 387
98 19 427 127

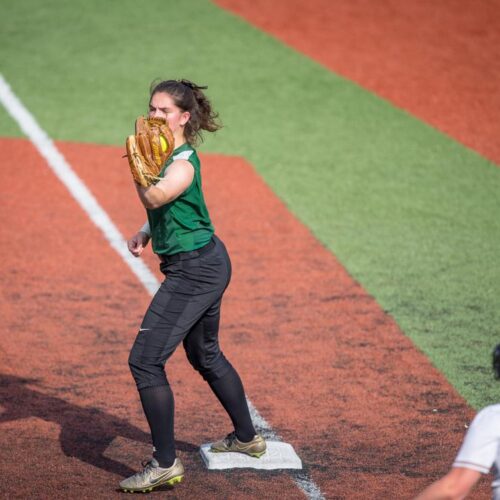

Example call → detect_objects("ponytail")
149 79 222 146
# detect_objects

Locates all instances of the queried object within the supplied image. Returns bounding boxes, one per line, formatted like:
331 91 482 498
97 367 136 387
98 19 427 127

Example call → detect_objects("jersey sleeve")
453 404 500 474
171 149 194 162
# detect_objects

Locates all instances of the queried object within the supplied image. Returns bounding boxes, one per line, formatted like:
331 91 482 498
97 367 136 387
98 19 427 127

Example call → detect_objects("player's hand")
127 231 150 257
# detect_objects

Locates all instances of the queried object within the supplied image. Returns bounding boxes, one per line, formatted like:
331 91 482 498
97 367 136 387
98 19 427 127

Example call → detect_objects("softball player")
415 345 500 500
120 79 266 493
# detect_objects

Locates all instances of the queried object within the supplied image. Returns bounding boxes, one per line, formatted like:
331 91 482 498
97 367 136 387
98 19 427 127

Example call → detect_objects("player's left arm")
414 467 482 500
135 160 194 209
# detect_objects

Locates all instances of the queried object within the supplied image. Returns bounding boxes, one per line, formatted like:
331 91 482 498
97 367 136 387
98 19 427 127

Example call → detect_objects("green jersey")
147 143 214 255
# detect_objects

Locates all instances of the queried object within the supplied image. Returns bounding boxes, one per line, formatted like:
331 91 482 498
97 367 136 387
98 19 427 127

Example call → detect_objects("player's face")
148 92 190 134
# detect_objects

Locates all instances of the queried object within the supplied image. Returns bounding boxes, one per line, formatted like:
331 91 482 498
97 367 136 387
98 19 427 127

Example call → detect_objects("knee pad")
128 349 167 390
183 340 231 382
183 341 204 372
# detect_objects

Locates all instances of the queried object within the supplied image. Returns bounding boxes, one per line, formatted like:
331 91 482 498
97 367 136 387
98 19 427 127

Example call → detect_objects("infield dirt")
0 139 490 498
1 0 498 497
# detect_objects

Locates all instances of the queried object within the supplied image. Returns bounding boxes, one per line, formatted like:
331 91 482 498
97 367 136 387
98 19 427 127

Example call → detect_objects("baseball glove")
125 116 175 187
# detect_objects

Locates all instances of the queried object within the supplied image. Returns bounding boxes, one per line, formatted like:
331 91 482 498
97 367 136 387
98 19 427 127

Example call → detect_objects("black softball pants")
129 236 233 388
128 235 256 466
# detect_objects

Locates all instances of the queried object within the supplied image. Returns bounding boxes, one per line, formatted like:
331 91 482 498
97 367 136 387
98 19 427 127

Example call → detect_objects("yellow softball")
160 136 168 153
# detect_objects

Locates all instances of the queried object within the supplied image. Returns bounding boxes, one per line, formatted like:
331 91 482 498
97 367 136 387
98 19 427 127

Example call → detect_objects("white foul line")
0 76 159 296
0 73 325 500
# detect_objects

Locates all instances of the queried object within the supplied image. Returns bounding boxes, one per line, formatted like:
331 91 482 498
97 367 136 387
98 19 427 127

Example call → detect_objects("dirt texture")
0 138 491 498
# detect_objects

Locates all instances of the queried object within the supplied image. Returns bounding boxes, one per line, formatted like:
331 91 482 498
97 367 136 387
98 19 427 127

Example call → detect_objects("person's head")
493 344 500 379
148 79 222 146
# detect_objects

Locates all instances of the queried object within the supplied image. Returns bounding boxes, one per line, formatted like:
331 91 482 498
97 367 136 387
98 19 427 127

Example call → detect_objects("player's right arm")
134 160 194 209
127 221 151 257
414 404 500 500
414 467 481 500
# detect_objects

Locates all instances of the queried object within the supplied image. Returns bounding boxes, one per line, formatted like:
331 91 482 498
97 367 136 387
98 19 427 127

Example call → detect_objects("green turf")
1 0 499 409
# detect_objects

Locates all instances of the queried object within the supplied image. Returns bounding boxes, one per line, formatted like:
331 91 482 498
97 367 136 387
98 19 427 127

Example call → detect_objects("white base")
200 441 302 470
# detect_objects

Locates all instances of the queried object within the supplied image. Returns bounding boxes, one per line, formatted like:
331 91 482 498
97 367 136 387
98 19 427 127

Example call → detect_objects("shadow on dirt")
0 374 198 477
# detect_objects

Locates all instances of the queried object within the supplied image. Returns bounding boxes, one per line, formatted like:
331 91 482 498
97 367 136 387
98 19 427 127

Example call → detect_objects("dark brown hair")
149 79 222 146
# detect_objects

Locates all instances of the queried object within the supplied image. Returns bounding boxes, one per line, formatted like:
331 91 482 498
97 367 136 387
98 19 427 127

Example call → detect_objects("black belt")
159 237 216 264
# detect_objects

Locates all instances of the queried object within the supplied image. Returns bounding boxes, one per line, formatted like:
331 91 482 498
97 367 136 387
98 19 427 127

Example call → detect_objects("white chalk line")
0 73 325 500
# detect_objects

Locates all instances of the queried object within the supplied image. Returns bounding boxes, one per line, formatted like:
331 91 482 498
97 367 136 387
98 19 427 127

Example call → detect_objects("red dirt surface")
0 138 491 498
215 0 500 166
